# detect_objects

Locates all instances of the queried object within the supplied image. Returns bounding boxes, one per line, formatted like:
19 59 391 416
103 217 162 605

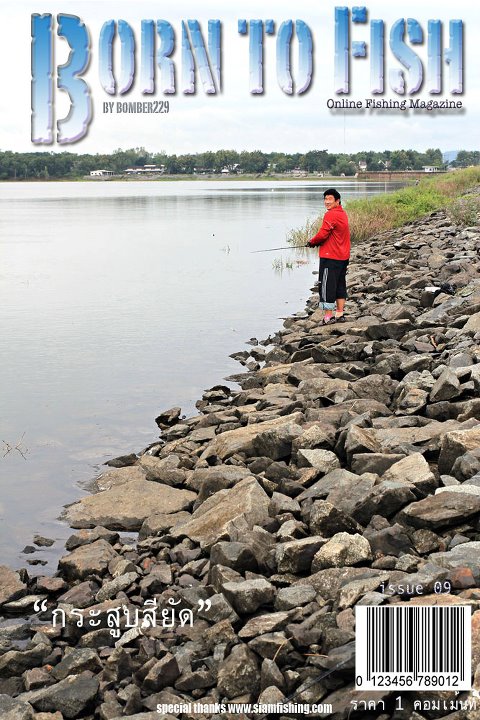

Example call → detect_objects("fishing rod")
251 245 309 253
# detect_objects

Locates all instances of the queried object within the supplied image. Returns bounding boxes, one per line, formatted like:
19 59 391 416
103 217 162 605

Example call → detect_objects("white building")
90 169 114 177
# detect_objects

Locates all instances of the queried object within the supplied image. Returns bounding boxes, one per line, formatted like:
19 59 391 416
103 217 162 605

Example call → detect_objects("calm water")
0 179 400 569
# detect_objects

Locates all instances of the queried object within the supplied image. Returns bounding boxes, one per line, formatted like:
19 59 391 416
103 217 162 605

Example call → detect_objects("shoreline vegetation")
288 167 480 245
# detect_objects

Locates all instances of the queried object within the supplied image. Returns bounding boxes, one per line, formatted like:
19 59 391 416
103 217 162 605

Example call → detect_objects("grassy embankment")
288 167 480 246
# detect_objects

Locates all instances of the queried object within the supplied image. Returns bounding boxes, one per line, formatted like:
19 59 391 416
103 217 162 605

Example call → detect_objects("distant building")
423 166 441 173
358 160 367 172
90 169 114 177
125 164 165 175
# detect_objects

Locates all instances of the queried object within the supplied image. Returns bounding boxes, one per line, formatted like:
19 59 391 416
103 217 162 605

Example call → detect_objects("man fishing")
306 188 351 325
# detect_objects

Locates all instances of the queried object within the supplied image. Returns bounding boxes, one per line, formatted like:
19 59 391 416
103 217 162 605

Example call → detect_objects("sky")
1 0 478 155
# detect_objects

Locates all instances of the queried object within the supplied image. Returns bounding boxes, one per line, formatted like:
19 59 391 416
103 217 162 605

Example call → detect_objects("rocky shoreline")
1 199 480 720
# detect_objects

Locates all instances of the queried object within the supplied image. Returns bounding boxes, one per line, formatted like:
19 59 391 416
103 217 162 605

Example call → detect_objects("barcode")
356 606 471 691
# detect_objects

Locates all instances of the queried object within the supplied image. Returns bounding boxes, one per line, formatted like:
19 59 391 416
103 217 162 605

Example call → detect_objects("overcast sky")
1 0 478 155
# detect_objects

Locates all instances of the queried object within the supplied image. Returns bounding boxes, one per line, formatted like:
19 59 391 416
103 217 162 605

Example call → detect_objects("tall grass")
287 167 480 245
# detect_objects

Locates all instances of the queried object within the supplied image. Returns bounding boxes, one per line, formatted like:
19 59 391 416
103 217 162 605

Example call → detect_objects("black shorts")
318 258 349 304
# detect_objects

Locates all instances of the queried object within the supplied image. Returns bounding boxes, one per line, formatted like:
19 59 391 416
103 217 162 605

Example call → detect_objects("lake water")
0 179 401 569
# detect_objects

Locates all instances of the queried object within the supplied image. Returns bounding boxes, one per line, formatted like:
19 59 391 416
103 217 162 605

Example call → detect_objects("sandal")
322 316 336 325
335 315 347 323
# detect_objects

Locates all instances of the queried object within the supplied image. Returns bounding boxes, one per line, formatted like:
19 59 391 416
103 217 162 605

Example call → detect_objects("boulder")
275 537 326 573
0 696 34 720
170 477 270 548
438 425 480 475
222 579 275 614
58 539 118 580
200 412 304 462
217 644 260 699
296 449 340 473
17 674 99 719
0 567 27 607
311 532 372 571
381 453 436 493
63 478 196 530
400 491 480 529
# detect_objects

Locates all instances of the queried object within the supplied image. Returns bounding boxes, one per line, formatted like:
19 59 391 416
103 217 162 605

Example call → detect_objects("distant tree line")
0 147 477 180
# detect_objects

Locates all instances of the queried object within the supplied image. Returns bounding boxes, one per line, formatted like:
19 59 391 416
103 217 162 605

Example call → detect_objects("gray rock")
64 477 196 531
95 571 138 602
139 454 187 487
309 501 363 536
366 319 412 341
210 542 258 572
296 449 340 472
155 406 181 427
430 541 480 581
430 368 461 402
269 492 301 517
260 659 285 692
275 537 326 574
352 481 417 525
451 448 480 481
274 585 317 611
217 644 260 699
170 477 270 549
189 465 252 506
238 612 290 639
311 532 372 571
438 425 480 475
222 579 275 614
0 696 34 720
381 453 436 493
65 527 119 551
247 632 293 663
0 566 27 606
138 511 191 540
200 412 304 462
58 539 118 580
365 523 413 559
351 453 406 475
18 673 99 718
52 649 102 680
326 474 376 516
142 654 180 693
0 645 51 677
400 491 480 529
306 567 389 604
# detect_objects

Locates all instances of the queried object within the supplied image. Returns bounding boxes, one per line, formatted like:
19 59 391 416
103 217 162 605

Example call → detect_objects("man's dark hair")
323 188 341 201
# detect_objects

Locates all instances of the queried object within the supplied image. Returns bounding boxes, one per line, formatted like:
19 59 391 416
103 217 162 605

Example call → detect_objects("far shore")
1 173 416 184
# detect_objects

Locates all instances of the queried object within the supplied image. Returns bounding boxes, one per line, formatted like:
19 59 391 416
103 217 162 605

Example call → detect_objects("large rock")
351 481 417 525
200 412 304 461
296 449 340 473
217 644 260 699
429 542 480 582
18 674 99 718
222 579 275 614
0 696 34 720
63 478 196 530
0 566 27 606
275 537 326 573
430 368 461 402
170 477 270 548
58 539 118 580
438 426 480 475
400 491 480 529
311 532 372 571
381 453 436 493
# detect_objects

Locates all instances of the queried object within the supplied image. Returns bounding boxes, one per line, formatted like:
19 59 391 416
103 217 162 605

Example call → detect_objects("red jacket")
309 205 350 261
